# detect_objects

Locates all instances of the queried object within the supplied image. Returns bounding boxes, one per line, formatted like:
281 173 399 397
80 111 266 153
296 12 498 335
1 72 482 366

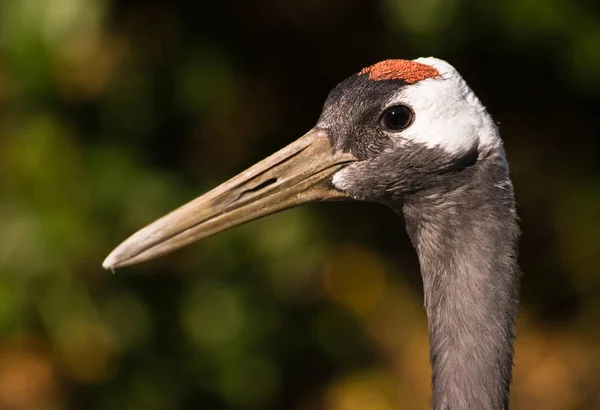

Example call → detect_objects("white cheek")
332 167 351 192
391 58 500 155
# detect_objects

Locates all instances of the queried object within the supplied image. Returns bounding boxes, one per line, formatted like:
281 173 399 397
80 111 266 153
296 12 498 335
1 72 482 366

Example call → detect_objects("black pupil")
383 105 412 131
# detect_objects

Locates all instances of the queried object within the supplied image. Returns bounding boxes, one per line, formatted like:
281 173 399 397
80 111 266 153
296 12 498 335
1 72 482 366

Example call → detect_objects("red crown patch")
359 59 440 84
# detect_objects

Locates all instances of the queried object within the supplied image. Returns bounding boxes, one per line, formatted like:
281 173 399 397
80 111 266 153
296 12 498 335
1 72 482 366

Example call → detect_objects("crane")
103 57 521 410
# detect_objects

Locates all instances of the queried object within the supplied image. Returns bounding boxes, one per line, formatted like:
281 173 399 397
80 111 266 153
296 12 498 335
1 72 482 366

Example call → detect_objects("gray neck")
401 153 520 410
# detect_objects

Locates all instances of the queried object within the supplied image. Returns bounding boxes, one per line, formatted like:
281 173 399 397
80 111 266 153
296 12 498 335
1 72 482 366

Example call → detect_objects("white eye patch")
387 57 501 156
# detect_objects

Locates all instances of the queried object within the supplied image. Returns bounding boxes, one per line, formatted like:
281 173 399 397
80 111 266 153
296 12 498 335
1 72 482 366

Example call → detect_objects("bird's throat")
401 155 520 410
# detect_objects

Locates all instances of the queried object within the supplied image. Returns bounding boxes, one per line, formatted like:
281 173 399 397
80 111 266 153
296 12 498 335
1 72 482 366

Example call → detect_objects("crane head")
103 57 501 269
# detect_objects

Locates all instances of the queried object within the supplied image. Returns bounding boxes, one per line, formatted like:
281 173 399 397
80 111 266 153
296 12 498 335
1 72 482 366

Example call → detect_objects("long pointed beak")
103 129 357 269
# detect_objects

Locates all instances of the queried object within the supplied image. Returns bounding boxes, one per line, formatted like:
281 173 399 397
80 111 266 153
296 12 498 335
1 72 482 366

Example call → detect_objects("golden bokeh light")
323 244 387 316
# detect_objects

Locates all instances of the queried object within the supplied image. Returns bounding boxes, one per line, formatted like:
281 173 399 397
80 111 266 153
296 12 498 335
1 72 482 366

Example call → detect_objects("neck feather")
401 151 520 410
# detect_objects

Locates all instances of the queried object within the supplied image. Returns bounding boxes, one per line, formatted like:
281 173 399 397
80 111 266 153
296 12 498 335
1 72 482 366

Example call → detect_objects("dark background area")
0 0 599 409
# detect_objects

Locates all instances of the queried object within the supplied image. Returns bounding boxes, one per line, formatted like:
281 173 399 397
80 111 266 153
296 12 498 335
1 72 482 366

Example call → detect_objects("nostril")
238 178 278 200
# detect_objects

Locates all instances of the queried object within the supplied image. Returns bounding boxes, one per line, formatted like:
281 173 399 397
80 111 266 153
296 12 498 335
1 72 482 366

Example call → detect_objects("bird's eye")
380 105 414 131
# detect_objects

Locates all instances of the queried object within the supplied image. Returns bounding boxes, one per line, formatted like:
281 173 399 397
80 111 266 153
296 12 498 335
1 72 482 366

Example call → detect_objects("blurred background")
1 0 599 409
